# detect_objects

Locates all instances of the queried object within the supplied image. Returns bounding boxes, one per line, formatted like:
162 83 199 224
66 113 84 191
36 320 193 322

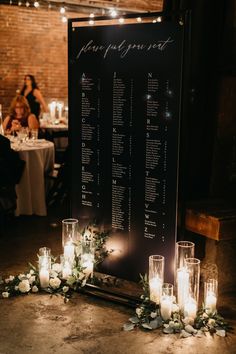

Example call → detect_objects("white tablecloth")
11 139 54 216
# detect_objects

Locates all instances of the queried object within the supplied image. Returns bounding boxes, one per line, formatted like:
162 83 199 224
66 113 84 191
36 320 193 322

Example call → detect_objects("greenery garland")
0 222 112 302
123 274 232 338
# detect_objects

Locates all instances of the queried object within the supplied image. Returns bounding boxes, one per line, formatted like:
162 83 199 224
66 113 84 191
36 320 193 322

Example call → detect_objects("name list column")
81 73 100 209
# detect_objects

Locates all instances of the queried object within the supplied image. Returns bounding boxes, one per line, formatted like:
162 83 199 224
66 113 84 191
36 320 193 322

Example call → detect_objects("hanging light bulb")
9 0 13 4
25 1 30 7
118 17 124 24
89 13 94 18
89 19 94 25
136 17 142 22
48 2 51 9
152 19 157 23
157 17 162 22
18 1 22 6
34 1 39 8
61 16 67 23
60 6 65 14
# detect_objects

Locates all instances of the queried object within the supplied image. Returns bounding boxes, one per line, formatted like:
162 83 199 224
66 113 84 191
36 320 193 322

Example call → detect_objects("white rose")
62 286 69 293
18 274 25 280
26 273 31 279
29 276 36 285
9 275 15 281
32 285 39 293
150 311 157 318
135 308 143 317
15 286 19 291
18 279 31 293
49 277 61 289
52 263 62 273
50 270 58 278
30 269 35 275
2 291 9 298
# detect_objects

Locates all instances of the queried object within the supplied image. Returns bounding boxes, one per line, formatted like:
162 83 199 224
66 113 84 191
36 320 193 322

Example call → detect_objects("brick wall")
0 5 82 116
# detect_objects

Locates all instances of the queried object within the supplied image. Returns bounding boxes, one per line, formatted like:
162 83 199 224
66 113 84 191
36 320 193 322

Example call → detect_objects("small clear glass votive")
60 254 72 280
38 255 51 288
81 239 95 278
160 283 173 321
183 258 201 319
204 278 218 314
149 255 165 304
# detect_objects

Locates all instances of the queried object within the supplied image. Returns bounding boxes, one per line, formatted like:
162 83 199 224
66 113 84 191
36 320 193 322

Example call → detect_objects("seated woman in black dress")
20 74 48 120
3 95 39 134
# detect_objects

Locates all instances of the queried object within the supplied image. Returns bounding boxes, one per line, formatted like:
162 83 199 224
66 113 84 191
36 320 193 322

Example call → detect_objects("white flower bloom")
15 286 19 291
9 275 15 281
63 286 69 293
18 274 25 280
150 312 157 318
29 276 36 285
208 319 216 326
18 279 31 293
52 263 62 273
2 291 9 298
136 308 143 317
26 273 31 279
49 277 61 289
50 270 58 278
32 285 39 293
30 269 35 275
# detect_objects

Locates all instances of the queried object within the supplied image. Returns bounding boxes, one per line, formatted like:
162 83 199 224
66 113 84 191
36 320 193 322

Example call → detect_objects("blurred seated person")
3 95 39 134
20 74 48 120
0 134 25 221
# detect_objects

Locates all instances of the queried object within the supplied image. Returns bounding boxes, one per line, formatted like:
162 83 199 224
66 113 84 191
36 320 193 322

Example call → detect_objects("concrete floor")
0 205 236 354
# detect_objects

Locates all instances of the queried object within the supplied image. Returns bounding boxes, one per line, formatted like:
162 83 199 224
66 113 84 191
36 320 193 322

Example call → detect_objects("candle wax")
149 277 162 304
39 269 49 288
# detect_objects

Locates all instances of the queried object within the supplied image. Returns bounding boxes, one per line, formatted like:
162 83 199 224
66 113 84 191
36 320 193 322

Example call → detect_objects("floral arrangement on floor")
123 274 232 338
0 222 112 302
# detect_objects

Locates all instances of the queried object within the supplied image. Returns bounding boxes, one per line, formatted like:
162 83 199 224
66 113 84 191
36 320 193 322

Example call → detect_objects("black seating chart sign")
69 17 184 282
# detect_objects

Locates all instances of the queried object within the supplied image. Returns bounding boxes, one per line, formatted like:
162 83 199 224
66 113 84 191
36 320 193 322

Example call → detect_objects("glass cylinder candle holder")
38 255 51 288
38 247 51 257
175 241 195 311
204 278 218 314
184 258 200 319
62 218 79 265
160 283 173 321
60 254 72 280
149 255 164 304
81 239 95 278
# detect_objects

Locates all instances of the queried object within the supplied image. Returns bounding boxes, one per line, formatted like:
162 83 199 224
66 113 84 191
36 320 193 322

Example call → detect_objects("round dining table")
11 138 55 216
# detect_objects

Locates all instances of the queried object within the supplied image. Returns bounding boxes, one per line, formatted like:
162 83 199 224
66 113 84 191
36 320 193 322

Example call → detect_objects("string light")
25 1 30 7
34 1 39 8
136 17 142 22
9 0 13 4
18 1 22 6
61 15 67 23
89 13 94 18
110 8 117 18
118 17 124 24
60 6 65 14
157 16 162 22
89 19 94 25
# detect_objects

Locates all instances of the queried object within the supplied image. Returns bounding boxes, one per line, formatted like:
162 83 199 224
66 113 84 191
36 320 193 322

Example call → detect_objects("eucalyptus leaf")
180 329 192 338
142 323 153 330
123 322 135 331
163 326 174 334
129 316 139 324
216 329 226 337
